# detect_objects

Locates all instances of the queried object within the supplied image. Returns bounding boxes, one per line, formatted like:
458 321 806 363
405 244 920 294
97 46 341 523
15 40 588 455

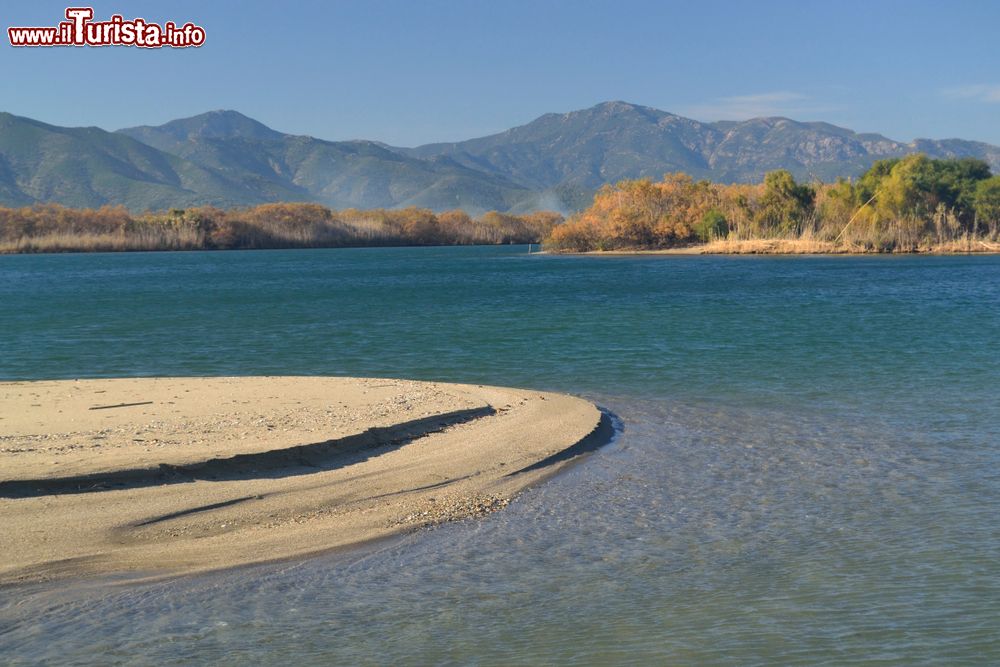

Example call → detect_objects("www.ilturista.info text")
8 8 205 48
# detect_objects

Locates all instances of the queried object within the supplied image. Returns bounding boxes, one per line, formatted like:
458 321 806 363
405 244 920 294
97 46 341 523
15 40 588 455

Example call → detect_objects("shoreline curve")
0 376 613 585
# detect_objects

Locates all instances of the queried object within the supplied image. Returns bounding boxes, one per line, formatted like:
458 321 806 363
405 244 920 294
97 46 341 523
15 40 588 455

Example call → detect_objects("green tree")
928 158 991 227
860 155 991 231
694 209 728 242
754 170 815 234
975 176 1000 237
855 158 900 205
873 154 938 222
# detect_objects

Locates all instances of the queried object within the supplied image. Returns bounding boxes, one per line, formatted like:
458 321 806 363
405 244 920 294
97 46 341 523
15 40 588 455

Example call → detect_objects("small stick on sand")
88 401 154 410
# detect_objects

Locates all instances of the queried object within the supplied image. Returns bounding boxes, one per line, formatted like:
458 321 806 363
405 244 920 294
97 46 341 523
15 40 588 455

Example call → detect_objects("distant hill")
1 103 998 213
0 112 263 210
117 111 536 213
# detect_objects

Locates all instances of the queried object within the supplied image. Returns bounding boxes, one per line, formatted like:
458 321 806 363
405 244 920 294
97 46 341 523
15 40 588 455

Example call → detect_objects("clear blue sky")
2 0 999 146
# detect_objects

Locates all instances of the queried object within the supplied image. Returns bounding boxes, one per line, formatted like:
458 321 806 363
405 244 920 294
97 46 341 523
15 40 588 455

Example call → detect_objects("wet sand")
0 377 609 585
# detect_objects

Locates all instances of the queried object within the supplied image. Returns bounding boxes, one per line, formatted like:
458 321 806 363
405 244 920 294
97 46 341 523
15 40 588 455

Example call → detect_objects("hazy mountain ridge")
403 101 1000 188
0 103 998 212
117 111 536 213
0 112 265 210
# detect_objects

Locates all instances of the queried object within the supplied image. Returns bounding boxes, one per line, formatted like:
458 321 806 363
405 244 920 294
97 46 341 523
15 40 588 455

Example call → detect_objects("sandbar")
0 376 610 585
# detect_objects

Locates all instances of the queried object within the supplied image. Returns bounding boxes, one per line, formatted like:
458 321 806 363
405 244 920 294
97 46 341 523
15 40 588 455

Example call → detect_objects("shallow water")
1 247 998 664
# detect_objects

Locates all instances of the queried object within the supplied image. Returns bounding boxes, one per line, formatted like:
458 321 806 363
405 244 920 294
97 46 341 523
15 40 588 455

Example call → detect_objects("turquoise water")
1 246 999 665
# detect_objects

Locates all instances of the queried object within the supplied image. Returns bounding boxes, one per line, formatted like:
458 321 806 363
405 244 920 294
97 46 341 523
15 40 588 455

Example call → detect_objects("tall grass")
0 204 562 254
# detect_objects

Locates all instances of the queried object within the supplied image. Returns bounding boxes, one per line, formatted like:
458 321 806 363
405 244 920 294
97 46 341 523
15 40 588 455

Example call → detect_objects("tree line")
545 155 1000 252
0 203 562 253
5 156 1000 255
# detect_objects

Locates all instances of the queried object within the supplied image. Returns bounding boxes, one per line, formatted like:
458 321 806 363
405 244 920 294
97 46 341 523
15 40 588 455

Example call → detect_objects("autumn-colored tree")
480 211 521 243
549 175 716 250
518 211 563 239
545 216 598 251
395 207 440 244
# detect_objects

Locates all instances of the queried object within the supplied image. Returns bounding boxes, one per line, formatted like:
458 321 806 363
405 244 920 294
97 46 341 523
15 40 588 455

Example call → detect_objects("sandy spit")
0 376 610 585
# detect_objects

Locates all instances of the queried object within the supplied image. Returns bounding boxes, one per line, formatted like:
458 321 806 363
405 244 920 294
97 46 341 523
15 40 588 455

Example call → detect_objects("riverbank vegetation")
0 204 562 253
544 155 1000 253
5 155 1000 255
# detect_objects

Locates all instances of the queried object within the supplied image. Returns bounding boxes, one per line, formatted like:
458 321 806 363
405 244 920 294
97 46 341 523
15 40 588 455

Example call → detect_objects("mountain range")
1 101 998 213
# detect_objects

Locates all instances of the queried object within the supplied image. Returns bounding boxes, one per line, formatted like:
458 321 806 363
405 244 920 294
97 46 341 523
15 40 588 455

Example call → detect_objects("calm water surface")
1 246 998 665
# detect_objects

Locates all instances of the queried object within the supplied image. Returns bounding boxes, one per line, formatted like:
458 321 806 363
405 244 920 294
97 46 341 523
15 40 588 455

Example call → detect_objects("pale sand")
0 377 609 585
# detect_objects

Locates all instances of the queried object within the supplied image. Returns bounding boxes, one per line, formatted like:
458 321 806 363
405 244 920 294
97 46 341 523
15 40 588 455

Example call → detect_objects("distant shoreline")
4 240 999 257
0 202 560 255
0 241 537 256
549 238 1000 256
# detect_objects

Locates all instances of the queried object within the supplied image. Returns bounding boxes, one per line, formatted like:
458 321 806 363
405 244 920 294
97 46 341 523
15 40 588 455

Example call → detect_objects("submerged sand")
0 377 609 585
